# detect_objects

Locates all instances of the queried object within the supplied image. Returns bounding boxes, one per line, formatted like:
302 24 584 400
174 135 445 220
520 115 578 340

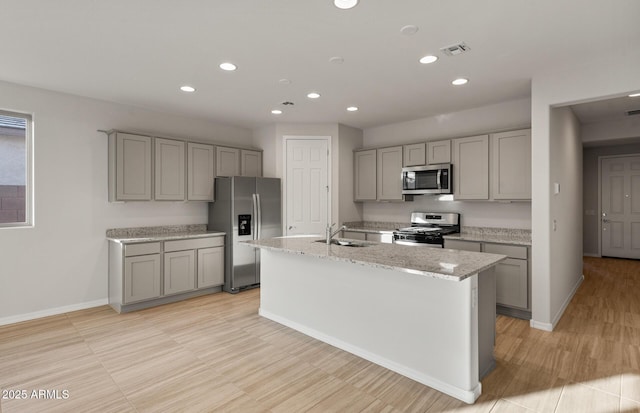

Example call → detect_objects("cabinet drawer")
124 242 161 257
445 239 482 252
164 236 224 252
342 231 367 241
484 243 527 259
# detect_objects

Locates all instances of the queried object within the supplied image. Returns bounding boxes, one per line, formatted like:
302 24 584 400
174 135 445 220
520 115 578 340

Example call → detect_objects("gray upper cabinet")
111 132 153 201
155 138 185 201
491 129 531 200
452 135 489 200
377 146 404 201
427 140 451 165
354 149 377 201
241 149 262 177
216 146 241 177
187 142 215 201
403 143 426 167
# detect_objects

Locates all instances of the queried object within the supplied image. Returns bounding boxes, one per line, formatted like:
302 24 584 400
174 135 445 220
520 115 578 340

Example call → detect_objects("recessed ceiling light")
333 0 358 10
279 79 291 85
629 92 640 97
419 55 438 64
271 109 283 115
219 62 237 71
400 25 419 36
329 56 344 64
452 78 469 86
347 106 358 112
307 92 321 99
180 85 196 92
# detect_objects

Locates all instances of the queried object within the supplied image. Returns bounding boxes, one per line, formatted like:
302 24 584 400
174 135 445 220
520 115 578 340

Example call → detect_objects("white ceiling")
1 0 639 130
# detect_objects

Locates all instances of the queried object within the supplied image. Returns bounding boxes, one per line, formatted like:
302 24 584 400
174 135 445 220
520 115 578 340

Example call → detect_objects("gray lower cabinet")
445 239 531 319
124 253 161 304
164 250 196 295
109 235 224 312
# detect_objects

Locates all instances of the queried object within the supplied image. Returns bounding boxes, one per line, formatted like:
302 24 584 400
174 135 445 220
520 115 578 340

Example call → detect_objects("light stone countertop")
106 225 225 244
343 221 405 234
443 227 531 246
243 237 506 282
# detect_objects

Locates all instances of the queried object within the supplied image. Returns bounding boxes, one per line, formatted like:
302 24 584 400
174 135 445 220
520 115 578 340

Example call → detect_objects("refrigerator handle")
252 193 258 240
256 193 262 239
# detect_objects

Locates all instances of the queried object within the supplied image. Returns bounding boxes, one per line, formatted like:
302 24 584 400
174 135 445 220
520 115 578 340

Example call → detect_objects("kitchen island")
244 237 506 403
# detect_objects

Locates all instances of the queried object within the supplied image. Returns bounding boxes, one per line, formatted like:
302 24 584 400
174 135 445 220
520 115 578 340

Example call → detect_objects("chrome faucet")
326 223 347 245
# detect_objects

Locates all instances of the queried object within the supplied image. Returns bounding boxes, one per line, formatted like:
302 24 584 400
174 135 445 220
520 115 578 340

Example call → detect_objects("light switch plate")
554 182 560 194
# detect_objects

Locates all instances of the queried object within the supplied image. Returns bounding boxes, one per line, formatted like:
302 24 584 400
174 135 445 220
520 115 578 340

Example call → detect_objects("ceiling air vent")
627 109 640 116
440 42 470 56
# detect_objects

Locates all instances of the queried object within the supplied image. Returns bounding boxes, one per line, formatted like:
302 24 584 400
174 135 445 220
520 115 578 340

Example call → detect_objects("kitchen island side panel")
258 249 482 404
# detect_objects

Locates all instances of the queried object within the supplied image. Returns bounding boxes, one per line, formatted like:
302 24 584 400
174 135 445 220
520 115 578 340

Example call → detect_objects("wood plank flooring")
1 256 639 412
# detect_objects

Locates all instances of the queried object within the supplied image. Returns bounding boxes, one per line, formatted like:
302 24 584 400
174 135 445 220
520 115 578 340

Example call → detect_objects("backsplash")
362 198 532 230
106 224 207 238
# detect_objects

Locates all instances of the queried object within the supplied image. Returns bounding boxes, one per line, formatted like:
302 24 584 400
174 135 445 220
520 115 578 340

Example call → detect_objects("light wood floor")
1 257 639 412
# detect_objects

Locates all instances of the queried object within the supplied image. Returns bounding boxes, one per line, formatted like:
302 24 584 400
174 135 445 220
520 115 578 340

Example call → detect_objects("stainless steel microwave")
402 164 452 195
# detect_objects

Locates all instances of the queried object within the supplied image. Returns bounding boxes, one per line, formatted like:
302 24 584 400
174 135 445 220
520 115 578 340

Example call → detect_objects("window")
0 110 32 227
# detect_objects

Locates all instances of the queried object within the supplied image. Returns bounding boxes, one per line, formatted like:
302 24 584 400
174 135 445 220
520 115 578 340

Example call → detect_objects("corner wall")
0 80 253 323
548 106 583 327
530 49 640 330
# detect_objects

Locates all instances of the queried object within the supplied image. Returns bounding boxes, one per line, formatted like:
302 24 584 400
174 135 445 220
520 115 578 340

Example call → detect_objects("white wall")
362 98 532 228
337 124 363 224
530 49 640 330
581 116 640 145
251 122 364 230
548 106 583 328
364 98 531 147
0 80 253 323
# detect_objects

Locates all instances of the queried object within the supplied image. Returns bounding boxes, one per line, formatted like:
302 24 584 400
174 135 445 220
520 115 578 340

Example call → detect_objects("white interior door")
601 155 640 259
285 138 329 236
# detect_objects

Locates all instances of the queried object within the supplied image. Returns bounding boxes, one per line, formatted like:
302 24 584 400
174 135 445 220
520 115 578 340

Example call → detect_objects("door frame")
597 153 640 257
282 136 332 236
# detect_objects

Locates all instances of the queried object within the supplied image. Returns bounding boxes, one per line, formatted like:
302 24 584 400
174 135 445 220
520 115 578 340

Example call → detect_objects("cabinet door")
241 149 262 177
495 258 528 309
197 247 224 288
216 147 240 177
164 250 196 295
377 146 404 201
403 143 426 167
354 150 377 201
116 133 152 201
452 135 489 200
124 254 161 304
187 142 215 201
155 138 185 201
491 129 531 200
427 140 451 164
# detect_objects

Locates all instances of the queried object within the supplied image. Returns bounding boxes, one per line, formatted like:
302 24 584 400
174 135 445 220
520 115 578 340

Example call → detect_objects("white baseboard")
529 319 553 331
0 299 108 327
551 274 584 329
583 253 600 257
529 274 584 332
259 308 481 404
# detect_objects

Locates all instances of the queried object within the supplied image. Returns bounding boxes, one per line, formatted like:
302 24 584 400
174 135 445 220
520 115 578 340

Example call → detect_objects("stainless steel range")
393 212 460 247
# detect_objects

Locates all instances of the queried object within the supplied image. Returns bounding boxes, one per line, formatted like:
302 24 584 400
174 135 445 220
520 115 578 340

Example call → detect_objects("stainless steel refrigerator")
207 176 282 293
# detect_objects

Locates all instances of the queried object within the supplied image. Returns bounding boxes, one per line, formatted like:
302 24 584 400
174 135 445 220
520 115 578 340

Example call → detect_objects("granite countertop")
106 224 225 243
243 237 506 282
443 227 531 246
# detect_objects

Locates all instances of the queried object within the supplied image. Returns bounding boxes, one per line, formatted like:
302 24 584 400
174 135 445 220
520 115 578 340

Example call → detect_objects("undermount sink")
314 239 372 247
